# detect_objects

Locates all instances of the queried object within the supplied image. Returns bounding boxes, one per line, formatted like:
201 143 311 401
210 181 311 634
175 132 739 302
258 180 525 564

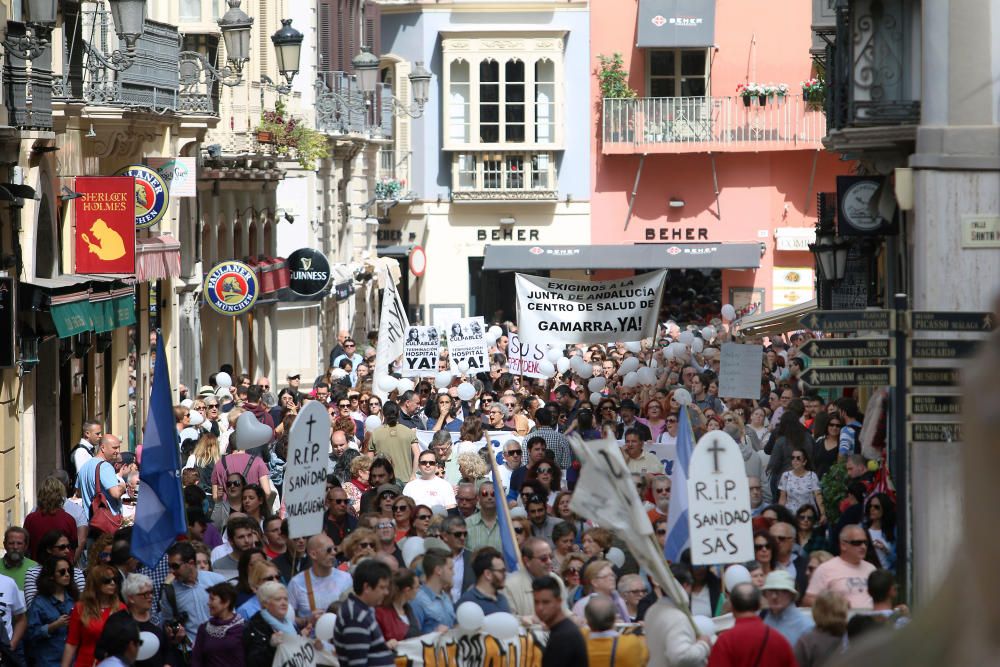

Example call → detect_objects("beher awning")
637 0 717 48
482 243 760 271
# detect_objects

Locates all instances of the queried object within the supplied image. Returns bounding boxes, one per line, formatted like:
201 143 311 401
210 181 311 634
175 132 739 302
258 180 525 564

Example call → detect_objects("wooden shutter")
318 0 334 71
364 2 380 57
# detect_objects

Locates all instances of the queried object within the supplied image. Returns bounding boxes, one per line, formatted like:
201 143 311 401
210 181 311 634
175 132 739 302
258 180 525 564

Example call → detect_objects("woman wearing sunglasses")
61 564 126 667
25 556 78 667
811 412 841 481
390 496 416 542
795 506 830 554
407 505 434 539
778 447 827 523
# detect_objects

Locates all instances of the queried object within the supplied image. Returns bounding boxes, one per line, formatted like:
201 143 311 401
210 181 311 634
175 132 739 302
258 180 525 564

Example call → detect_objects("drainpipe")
623 154 646 231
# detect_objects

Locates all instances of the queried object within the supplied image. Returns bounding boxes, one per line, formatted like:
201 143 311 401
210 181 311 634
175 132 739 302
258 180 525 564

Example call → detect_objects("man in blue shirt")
761 570 814 645
76 434 126 517
457 548 511 615
836 397 864 460
410 549 456 632
331 338 364 386
161 542 226 641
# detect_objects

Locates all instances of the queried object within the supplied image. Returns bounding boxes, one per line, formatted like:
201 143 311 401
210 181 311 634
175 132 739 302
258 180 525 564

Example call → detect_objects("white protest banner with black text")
515 271 666 344
507 331 548 379
402 325 440 377
283 401 331 539
373 273 410 399
686 431 754 565
446 316 489 373
719 342 764 400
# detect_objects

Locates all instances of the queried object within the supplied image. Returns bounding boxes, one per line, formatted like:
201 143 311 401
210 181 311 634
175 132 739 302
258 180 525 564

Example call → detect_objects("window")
452 152 556 199
180 0 200 21
648 49 710 97
442 32 565 149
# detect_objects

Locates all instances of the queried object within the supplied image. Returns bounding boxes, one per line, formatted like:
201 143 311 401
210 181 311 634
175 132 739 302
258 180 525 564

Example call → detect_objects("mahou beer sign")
74 176 137 275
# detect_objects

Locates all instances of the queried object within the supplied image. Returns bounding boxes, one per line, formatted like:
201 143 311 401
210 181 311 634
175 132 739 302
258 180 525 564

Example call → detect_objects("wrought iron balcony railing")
602 95 827 153
315 70 393 138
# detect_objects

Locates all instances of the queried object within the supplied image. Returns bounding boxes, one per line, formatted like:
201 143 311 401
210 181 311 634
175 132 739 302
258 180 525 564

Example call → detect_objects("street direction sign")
909 422 963 443
911 311 995 332
908 368 960 387
800 366 894 387
909 395 962 416
799 310 893 333
799 338 892 360
910 339 981 359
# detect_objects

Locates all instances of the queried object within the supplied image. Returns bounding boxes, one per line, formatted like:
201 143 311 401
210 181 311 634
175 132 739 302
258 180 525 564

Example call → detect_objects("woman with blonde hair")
236 560 283 620
338 528 377 571
24 477 77 560
61 564 126 666
794 591 849 667
571 560 629 621
344 456 372 513
457 452 488 484
186 432 222 495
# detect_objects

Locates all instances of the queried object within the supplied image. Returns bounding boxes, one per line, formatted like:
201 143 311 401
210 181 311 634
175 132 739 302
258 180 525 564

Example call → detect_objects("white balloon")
482 612 520 641
457 382 477 402
457 360 470 374
703 347 719 360
137 631 160 661
701 326 715 341
588 377 606 392
668 342 687 358
721 304 737 321
215 372 232 389
678 331 694 345
606 546 626 568
693 615 716 637
637 367 657 386
188 410 204 426
723 564 752 593
624 341 642 353
590 392 604 405
377 375 399 393
538 360 556 378
456 601 486 632
435 371 453 388
546 347 564 364
235 411 273 450
623 371 640 388
576 363 593 379
618 357 641 376
364 414 382 433
556 357 571 374
488 325 503 340
691 338 705 354
673 388 693 406
401 537 426 567
314 613 338 642
181 398 193 409
663 345 675 360
570 355 586 372
397 378 415 393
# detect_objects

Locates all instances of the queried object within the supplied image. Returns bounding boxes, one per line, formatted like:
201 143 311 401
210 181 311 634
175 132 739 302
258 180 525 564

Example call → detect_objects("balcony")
601 96 826 155
450 151 558 202
315 71 393 139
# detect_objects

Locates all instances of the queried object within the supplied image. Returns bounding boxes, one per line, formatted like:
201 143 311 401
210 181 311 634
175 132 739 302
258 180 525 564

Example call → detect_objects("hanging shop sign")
114 164 169 229
836 175 898 236
74 176 137 274
146 157 197 198
286 248 331 298
203 261 259 315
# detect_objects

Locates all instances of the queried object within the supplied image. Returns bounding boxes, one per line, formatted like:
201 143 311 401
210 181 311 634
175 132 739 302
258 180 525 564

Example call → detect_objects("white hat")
762 570 797 594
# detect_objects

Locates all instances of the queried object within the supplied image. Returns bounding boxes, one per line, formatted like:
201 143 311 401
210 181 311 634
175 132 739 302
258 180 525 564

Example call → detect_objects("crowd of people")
0 322 907 667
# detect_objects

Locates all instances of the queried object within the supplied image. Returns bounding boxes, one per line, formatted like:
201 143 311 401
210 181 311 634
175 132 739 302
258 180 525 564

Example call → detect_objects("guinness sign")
287 248 331 298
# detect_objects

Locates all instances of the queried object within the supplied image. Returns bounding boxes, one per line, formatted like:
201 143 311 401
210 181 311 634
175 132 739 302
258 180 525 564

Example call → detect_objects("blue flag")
488 454 523 573
132 334 187 568
664 404 695 562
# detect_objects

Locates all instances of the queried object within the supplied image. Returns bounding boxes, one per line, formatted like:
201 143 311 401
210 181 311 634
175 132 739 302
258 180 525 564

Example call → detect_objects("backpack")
67 443 90 484
220 452 256 483
844 423 863 455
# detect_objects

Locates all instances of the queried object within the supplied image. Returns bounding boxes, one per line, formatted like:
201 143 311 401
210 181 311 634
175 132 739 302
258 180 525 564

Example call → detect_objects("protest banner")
507 331 549 378
515 270 666 344
374 274 410 399
645 441 677 477
719 342 764 399
402 325 441 377
284 402 331 539
446 316 489 372
272 635 337 667
686 430 754 565
415 430 523 467
394 628 544 667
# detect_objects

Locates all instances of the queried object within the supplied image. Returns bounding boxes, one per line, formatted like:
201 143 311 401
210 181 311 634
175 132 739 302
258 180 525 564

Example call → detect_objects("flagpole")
488 451 525 572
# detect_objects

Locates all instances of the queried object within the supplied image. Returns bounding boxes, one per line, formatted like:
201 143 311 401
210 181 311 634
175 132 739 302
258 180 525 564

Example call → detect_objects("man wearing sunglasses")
492 440 523 493
322 482 358 548
288 534 353 624
440 516 476 600
466 481 502 553
615 400 652 442
802 524 876 609
163 541 226 640
403 453 457 510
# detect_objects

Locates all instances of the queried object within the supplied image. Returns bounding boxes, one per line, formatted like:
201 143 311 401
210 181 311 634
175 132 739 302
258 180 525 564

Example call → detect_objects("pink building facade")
591 0 850 315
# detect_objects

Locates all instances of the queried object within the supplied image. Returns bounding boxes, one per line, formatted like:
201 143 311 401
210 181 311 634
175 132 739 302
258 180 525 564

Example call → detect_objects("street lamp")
352 46 381 95
271 18 304 87
108 0 148 52
3 0 59 60
809 223 850 283
218 0 253 77
408 61 431 109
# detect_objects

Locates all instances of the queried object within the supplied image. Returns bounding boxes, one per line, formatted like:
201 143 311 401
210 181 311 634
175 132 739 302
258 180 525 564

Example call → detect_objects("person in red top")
375 568 421 646
707 583 796 667
23 477 78 559
61 564 127 667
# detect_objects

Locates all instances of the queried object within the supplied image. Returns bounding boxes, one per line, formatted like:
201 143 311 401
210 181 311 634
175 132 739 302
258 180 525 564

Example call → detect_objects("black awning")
637 0 717 48
377 244 414 257
482 243 761 271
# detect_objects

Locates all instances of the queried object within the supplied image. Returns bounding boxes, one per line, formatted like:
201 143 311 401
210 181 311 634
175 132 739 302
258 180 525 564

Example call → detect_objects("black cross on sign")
707 441 726 473
305 414 317 441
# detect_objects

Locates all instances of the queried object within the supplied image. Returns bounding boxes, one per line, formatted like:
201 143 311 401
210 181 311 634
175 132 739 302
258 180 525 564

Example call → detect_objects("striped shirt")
527 427 572 470
333 594 395 667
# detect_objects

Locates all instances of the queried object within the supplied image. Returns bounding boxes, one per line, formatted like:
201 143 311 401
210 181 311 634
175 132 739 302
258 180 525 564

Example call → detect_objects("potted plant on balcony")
767 83 790 106
598 52 637 142
802 77 825 110
255 99 331 170
374 178 405 201
737 82 765 107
